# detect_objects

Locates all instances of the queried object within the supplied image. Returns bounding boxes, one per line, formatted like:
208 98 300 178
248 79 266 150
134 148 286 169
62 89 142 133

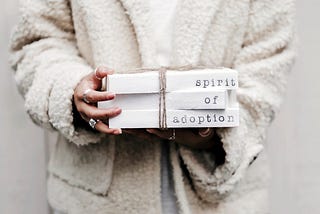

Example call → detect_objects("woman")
10 0 296 213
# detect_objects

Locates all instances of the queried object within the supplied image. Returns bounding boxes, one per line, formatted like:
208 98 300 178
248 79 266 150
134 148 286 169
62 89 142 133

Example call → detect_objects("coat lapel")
119 0 157 67
119 0 224 67
172 0 224 66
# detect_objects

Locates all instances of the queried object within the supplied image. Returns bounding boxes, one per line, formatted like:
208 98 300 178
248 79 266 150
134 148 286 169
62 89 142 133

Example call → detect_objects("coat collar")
119 0 223 67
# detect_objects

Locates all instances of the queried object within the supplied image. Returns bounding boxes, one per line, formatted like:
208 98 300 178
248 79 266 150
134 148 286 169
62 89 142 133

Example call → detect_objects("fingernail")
146 129 153 134
114 108 121 115
118 129 122 134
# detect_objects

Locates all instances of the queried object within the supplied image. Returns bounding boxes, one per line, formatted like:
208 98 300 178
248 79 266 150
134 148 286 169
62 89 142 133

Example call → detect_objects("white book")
98 89 228 110
109 108 239 128
107 68 238 94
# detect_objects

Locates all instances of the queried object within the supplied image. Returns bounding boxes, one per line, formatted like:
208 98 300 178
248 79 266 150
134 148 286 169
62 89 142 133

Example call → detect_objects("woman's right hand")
73 66 122 135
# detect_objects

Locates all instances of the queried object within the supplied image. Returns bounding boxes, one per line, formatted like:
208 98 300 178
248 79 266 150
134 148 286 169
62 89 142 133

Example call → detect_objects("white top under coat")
149 0 179 67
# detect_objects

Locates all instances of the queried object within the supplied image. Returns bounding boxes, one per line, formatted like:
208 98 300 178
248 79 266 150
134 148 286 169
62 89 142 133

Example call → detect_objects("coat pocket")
48 134 115 196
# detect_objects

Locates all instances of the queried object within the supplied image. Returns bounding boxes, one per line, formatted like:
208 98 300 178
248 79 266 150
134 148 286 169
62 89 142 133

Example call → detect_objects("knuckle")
86 110 96 118
95 67 105 77
96 66 105 73
91 111 100 119
76 105 85 115
86 92 95 102
74 90 82 99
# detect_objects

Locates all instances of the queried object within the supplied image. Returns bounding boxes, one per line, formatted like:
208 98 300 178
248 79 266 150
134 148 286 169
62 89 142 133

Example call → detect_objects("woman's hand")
73 66 122 135
146 128 215 149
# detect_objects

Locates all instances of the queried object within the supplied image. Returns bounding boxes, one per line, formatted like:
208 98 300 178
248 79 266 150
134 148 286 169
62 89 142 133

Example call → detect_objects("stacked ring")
89 118 99 130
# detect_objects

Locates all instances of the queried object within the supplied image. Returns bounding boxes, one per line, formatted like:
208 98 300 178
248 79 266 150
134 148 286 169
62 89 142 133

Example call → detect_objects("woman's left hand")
146 128 215 149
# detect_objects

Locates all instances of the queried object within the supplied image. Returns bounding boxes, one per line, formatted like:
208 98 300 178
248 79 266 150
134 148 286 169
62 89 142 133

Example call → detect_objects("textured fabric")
53 210 66 214
10 0 297 213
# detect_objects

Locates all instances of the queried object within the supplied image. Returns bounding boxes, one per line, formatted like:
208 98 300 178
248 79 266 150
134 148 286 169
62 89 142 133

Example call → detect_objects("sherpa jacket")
10 0 296 213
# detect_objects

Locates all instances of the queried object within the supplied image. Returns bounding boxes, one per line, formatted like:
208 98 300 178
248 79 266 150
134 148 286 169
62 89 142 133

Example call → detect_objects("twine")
158 68 167 129
115 65 222 74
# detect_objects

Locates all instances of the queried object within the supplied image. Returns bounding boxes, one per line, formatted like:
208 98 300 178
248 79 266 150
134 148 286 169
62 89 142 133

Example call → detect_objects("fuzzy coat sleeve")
178 0 297 202
9 0 105 145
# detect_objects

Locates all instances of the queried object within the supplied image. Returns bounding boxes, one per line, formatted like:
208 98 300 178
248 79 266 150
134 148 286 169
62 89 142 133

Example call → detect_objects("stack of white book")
98 68 239 128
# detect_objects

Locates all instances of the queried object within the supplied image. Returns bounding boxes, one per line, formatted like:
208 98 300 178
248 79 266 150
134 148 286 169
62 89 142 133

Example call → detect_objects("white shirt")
149 1 179 213
149 0 178 66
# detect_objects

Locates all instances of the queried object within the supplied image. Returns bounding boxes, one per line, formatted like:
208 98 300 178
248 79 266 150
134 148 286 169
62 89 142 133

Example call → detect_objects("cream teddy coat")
10 0 296 213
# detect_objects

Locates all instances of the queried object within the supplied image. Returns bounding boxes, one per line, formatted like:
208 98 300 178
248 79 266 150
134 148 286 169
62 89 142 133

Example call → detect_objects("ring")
94 67 102 80
83 89 91 104
198 128 213 137
89 118 99 130
168 129 176 141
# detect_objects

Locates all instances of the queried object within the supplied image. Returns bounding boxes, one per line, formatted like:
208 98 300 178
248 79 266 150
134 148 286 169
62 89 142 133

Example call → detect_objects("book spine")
109 108 239 128
107 68 238 94
98 89 228 110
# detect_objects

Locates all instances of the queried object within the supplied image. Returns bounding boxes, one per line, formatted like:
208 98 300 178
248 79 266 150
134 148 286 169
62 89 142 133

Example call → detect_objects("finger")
78 104 121 120
83 90 116 103
91 66 114 90
95 121 122 135
95 66 114 80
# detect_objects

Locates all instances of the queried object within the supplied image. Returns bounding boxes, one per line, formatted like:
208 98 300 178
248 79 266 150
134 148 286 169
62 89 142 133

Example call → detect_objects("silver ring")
94 67 102 80
83 89 91 104
168 129 176 141
89 118 99 130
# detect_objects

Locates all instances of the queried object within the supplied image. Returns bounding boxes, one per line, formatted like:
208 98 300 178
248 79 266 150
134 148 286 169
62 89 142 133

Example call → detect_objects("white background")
1 1 319 213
